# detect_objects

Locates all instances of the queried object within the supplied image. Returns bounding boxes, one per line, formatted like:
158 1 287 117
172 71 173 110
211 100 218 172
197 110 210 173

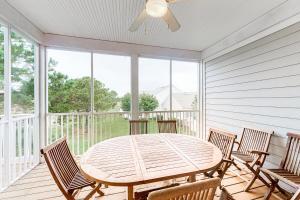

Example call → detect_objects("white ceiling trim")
6 0 287 51
0 0 43 43
202 0 300 61
43 33 202 61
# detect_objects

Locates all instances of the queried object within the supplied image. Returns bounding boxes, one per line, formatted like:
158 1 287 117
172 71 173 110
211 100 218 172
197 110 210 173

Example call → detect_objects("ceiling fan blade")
129 9 148 32
162 8 181 32
166 0 185 4
166 0 177 3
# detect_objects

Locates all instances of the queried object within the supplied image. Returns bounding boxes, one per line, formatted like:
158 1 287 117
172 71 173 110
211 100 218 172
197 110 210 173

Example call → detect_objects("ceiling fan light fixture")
146 0 168 18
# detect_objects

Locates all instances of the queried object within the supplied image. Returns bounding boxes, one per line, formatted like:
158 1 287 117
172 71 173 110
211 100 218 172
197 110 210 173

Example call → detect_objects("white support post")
201 60 207 140
39 45 46 154
169 60 172 115
34 44 40 163
198 61 203 139
131 54 139 120
3 24 11 188
90 53 94 144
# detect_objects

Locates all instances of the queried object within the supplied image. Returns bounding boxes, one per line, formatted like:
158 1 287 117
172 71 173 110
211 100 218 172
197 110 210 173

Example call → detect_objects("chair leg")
244 164 269 192
204 170 215 178
91 183 104 196
244 171 258 192
232 160 242 171
261 171 292 199
244 166 259 191
84 183 102 200
263 180 277 200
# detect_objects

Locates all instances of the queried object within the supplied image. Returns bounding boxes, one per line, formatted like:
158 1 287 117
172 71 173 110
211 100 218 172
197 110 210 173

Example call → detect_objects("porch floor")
0 160 287 200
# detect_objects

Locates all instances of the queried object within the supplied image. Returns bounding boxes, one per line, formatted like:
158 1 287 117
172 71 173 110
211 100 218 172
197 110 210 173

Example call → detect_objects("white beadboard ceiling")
6 0 287 51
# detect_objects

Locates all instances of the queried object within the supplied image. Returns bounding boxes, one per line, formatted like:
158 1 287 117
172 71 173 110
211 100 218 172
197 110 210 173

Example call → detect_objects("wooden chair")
231 128 273 191
41 137 104 200
261 133 300 200
147 177 221 200
129 120 148 135
206 128 236 179
157 120 177 133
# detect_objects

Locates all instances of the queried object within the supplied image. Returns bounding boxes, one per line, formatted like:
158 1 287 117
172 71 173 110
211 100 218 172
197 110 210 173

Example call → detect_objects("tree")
191 95 198 110
7 31 35 113
48 72 73 113
139 93 159 111
121 93 159 112
121 93 131 111
93 79 118 112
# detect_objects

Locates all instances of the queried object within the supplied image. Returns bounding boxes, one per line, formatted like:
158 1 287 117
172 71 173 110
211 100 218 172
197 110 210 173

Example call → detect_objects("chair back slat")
130 120 148 135
208 129 236 160
157 120 177 133
238 128 272 163
282 133 300 175
41 137 79 195
147 177 221 200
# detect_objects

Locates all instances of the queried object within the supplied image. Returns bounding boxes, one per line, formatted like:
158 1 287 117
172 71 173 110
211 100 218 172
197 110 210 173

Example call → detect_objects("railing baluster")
17 120 22 177
24 119 29 172
12 121 16 181
82 115 85 154
29 118 33 167
55 116 58 141
48 115 52 145
77 115 80 155
72 114 74 152
95 114 98 143
0 123 3 189
61 115 63 138
87 114 90 149
66 115 69 143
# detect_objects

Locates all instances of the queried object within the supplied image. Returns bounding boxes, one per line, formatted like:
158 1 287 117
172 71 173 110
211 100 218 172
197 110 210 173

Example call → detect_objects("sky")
47 49 199 97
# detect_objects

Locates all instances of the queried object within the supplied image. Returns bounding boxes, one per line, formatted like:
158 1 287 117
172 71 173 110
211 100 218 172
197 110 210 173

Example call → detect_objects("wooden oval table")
80 133 222 200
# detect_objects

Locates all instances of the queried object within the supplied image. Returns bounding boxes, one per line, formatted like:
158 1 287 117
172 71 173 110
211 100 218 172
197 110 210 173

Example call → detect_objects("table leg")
127 186 134 200
189 174 196 183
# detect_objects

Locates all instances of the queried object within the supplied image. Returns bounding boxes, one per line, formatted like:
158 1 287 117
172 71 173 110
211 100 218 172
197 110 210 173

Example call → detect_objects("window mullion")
3 24 11 188
170 60 172 113
131 54 139 120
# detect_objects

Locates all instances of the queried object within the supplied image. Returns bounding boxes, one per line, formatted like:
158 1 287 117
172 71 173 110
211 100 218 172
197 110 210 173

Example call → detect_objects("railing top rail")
139 110 199 113
0 115 35 124
47 111 131 116
47 110 199 116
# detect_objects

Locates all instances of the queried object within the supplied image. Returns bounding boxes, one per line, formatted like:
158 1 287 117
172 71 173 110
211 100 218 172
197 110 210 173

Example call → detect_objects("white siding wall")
204 22 300 168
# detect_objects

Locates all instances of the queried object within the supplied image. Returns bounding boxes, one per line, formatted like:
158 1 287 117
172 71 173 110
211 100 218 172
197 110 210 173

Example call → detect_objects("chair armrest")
223 158 233 163
234 141 240 146
248 150 269 155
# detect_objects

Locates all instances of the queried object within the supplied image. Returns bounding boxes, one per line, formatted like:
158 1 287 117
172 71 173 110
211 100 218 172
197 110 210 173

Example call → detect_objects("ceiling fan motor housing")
146 0 168 18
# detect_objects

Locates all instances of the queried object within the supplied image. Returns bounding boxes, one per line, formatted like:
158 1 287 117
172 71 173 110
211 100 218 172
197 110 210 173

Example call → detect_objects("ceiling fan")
129 0 181 32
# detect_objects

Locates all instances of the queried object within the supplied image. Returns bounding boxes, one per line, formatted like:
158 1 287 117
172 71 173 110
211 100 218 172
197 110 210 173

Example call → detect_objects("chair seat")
232 151 254 164
68 171 95 191
261 168 300 188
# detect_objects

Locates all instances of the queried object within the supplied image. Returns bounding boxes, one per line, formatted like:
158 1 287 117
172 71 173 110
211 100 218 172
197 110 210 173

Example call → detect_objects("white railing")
139 110 199 136
47 112 131 155
0 115 39 192
47 110 199 155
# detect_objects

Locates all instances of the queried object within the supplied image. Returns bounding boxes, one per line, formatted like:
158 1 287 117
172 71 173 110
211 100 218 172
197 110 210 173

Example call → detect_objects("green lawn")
48 116 160 154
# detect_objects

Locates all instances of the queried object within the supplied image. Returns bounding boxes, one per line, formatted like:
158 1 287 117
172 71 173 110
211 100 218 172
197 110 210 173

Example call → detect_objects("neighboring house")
143 85 197 111
172 92 197 110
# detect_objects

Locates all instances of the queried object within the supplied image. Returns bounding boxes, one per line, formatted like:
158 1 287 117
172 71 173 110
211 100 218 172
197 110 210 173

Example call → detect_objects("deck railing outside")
0 115 39 191
47 110 200 155
0 110 199 191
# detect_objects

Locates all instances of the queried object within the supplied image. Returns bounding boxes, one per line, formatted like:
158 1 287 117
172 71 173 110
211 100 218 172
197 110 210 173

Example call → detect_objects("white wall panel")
205 22 300 167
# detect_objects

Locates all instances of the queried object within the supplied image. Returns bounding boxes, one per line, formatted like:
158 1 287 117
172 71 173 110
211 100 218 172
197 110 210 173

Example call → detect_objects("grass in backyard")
48 116 160 154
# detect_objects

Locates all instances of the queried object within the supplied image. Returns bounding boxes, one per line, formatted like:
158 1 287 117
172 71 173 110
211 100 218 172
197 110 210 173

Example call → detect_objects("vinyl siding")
204 22 300 168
